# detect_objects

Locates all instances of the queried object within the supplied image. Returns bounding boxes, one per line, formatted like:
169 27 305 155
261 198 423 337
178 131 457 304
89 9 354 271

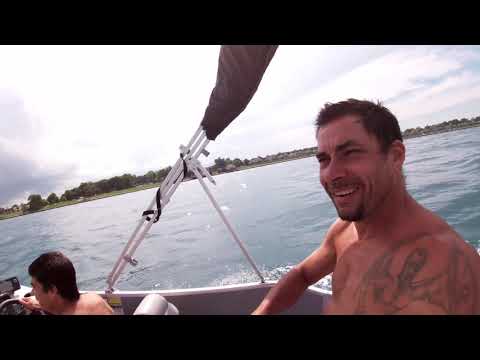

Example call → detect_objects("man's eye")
345 149 360 155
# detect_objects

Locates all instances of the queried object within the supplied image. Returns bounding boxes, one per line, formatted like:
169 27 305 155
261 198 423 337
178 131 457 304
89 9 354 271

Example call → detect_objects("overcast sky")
1 45 480 207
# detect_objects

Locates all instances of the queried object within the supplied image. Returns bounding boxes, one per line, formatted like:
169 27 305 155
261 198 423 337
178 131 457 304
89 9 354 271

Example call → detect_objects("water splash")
208 264 333 292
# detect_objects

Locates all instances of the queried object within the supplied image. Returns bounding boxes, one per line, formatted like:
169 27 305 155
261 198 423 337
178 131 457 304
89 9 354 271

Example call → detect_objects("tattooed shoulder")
353 235 480 315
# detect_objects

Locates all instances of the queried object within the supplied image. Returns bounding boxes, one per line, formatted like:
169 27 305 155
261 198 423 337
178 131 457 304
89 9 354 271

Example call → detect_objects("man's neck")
353 187 415 243
50 297 78 315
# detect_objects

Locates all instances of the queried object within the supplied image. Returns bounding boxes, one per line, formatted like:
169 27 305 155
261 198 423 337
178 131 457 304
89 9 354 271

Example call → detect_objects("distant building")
249 157 263 164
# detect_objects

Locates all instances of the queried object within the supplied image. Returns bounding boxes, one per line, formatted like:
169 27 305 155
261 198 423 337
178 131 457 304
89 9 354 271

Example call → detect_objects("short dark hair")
315 99 403 153
28 251 80 301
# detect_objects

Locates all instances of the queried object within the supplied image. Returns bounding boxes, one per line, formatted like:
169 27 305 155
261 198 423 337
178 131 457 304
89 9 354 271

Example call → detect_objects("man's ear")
389 140 405 170
49 285 59 296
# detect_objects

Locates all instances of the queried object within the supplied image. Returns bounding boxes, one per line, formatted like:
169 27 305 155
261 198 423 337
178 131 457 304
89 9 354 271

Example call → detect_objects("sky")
1 45 480 207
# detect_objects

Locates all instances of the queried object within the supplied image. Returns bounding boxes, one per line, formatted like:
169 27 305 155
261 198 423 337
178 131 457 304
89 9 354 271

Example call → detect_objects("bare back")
325 208 480 315
68 293 114 315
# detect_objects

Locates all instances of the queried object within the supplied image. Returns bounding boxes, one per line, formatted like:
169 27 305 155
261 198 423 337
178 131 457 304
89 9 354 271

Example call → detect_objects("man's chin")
337 208 364 222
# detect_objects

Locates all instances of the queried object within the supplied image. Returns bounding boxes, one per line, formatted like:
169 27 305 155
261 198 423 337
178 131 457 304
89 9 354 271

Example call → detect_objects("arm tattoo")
354 242 477 314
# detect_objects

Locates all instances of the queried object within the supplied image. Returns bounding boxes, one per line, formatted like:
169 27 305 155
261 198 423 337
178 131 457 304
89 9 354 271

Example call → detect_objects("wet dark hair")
315 99 403 153
28 251 80 301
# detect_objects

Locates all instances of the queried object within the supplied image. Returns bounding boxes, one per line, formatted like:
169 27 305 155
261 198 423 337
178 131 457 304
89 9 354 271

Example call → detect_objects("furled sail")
200 45 278 140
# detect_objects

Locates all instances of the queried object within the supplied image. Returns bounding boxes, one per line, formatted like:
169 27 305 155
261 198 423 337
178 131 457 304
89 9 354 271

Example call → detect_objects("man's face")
316 115 401 222
31 277 56 311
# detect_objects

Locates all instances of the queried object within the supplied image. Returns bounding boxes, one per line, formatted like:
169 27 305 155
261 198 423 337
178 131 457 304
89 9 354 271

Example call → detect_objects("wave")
208 264 333 292
88 224 117 232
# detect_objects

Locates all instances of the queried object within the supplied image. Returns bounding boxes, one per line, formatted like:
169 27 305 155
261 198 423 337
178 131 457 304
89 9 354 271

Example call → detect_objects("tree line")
403 116 480 138
0 157 252 215
0 167 172 215
1 155 268 216
2 115 480 216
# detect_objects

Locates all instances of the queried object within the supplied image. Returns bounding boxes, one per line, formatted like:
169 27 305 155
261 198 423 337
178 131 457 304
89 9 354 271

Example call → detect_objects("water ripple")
1 128 479 291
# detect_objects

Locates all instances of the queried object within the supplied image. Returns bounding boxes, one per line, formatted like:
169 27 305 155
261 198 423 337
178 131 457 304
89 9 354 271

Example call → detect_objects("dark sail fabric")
200 45 278 140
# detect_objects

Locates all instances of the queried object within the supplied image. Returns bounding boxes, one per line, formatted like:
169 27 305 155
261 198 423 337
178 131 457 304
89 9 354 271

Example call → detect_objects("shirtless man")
253 99 480 315
19 251 113 315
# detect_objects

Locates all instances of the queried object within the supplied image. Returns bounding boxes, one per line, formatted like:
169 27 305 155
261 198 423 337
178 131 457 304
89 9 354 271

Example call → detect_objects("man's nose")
323 157 347 183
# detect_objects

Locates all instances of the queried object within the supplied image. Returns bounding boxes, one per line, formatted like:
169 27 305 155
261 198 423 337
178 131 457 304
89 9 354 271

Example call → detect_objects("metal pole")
106 130 210 291
189 164 265 283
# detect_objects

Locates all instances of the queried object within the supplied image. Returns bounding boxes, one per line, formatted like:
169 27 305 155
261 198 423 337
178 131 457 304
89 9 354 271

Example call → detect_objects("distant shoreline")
2 123 479 222
0 154 315 221
403 122 480 140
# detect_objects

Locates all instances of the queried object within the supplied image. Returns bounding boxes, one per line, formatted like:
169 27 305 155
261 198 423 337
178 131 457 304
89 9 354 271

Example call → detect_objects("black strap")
174 153 189 184
142 187 162 223
180 153 188 178
141 153 188 223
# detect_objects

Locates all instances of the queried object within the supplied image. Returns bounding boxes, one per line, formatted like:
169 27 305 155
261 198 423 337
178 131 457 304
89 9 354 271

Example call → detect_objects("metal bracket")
123 256 138 266
185 157 216 186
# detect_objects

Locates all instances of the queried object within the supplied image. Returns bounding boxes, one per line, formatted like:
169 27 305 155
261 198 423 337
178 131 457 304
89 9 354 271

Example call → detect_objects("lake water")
1 127 479 292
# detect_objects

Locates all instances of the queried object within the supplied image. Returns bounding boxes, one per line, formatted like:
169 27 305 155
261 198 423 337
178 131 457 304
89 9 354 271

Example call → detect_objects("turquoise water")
1 127 479 292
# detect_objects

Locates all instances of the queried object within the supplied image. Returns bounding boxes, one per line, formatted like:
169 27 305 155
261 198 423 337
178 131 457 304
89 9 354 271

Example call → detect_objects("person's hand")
19 296 42 311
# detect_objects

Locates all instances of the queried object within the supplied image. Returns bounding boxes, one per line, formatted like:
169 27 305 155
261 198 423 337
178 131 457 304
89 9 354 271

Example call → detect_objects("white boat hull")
16 281 332 315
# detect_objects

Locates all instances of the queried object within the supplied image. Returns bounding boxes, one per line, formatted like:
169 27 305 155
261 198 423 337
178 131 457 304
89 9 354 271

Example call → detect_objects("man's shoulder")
323 218 354 249
402 224 480 283
80 293 110 309
328 218 352 237
81 292 105 302
417 218 476 255
415 204 469 247
417 228 480 314
403 224 462 258
79 293 113 315
436 227 480 268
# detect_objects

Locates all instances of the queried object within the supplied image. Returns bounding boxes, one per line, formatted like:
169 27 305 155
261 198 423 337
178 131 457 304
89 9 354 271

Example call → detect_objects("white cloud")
1 45 480 207
0 46 219 178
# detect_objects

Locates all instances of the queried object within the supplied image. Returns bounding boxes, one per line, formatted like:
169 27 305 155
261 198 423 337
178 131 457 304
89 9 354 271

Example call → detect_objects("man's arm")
446 239 480 314
252 220 341 315
19 295 42 312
